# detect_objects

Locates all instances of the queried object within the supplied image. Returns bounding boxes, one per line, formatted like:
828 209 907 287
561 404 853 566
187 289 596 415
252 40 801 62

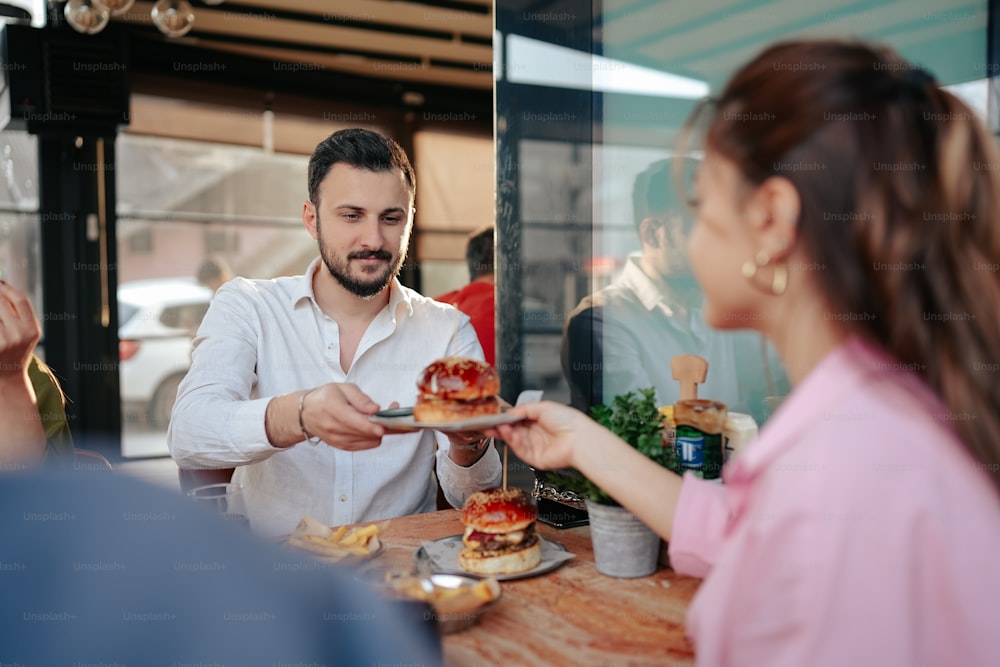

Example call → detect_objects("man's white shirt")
168 258 501 536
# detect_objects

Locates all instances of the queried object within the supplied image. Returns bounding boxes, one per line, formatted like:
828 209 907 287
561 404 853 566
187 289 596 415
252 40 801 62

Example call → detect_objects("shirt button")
339 495 347 502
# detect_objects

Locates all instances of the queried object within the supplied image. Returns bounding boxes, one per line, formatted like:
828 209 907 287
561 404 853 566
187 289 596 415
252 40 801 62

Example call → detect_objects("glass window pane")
116 132 313 456
498 1 989 429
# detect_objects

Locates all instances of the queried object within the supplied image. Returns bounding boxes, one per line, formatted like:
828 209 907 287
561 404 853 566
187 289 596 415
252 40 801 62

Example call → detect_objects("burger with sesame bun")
414 356 501 423
458 487 542 575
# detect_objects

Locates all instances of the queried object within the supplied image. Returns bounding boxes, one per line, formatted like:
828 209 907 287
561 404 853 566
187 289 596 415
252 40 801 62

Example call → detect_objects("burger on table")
459 488 541 575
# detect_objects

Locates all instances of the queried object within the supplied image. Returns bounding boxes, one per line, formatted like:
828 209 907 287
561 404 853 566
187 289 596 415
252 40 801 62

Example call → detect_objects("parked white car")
118 278 212 429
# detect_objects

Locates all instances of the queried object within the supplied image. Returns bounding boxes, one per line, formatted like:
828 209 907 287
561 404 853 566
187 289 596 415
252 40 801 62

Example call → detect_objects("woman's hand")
0 281 46 465
493 399 686 543
486 401 598 471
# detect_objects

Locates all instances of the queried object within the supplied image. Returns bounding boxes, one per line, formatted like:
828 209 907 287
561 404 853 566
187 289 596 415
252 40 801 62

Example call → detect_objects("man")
196 255 234 293
562 158 786 422
169 129 501 536
435 225 495 365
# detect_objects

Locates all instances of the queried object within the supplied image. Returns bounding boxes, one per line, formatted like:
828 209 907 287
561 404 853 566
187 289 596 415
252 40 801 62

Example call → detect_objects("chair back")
178 468 235 495
73 448 114 472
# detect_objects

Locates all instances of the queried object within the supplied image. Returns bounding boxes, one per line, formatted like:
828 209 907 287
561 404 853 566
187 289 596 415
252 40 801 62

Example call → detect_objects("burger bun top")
417 356 499 401
461 487 538 533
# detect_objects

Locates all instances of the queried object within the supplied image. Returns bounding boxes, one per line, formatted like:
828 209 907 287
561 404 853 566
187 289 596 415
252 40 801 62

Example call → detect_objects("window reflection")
498 0 989 423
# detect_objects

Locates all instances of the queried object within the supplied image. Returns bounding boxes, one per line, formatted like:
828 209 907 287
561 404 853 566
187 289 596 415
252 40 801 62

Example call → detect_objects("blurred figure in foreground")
0 471 442 665
491 40 1000 666
436 225 496 366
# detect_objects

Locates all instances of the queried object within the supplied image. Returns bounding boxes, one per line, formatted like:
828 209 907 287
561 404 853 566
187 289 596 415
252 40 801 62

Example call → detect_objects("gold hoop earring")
742 250 788 296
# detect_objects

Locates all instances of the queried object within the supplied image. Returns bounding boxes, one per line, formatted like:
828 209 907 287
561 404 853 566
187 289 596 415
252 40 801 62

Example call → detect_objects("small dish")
304 540 385 565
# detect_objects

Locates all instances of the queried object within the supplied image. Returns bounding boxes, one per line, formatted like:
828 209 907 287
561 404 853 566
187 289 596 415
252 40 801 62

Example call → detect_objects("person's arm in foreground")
491 400 684 540
0 282 46 466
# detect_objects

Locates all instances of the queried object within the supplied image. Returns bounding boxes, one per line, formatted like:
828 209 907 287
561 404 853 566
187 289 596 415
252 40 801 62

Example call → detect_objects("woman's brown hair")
703 40 1000 494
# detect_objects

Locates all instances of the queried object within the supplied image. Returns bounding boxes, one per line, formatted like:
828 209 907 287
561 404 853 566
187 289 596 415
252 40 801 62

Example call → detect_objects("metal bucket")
585 500 661 578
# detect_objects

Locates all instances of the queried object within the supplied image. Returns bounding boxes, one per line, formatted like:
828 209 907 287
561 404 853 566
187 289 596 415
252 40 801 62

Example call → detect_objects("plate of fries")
285 516 385 564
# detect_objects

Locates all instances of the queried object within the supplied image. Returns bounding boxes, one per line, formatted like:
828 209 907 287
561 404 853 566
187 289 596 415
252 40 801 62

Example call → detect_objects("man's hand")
265 383 389 451
445 430 491 467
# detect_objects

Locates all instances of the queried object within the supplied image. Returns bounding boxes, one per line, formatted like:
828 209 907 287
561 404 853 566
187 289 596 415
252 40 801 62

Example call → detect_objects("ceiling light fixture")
98 0 134 15
61 0 213 37
63 0 109 34
151 0 194 37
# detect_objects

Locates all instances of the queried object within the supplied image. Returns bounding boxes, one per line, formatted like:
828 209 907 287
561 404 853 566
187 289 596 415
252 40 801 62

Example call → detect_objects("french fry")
287 517 383 563
470 580 494 602
383 574 500 615
351 525 380 540
342 525 378 545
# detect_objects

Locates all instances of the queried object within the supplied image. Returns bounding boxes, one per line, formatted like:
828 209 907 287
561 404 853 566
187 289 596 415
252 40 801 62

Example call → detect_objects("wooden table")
374 509 701 667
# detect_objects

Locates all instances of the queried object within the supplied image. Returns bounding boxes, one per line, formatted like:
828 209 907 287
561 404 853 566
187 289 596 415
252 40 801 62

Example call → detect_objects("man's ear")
638 217 661 248
302 200 318 239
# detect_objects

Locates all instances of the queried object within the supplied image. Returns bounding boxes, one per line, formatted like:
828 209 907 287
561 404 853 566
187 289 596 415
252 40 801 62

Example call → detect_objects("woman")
0 280 73 466
490 40 1000 665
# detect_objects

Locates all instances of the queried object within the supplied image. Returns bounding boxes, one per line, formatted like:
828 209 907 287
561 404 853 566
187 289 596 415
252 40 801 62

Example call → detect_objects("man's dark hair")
466 225 494 279
631 157 698 230
196 256 231 286
307 128 416 205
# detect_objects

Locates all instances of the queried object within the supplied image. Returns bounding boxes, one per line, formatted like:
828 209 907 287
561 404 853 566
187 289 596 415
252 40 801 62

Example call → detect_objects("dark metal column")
38 132 122 458
495 4 600 403
494 95 523 402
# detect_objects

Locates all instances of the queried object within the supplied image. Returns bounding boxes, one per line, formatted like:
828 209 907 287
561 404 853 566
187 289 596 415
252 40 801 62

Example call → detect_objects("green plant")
547 387 672 506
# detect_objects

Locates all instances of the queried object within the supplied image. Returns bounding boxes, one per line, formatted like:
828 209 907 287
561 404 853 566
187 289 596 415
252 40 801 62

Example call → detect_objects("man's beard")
316 218 406 299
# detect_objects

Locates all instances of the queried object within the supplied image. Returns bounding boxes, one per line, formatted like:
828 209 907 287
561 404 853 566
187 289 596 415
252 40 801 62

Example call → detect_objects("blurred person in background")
169 129 500 537
491 40 1000 666
196 254 235 293
0 280 72 467
436 224 496 366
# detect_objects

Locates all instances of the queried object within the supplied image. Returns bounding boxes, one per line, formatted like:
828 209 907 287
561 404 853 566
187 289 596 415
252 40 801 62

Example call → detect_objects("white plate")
369 407 523 433
283 538 386 565
414 535 574 581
